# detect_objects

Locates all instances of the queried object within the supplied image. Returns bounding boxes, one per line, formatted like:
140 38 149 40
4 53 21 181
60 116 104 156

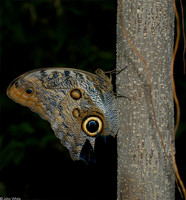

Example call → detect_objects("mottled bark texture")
116 0 175 199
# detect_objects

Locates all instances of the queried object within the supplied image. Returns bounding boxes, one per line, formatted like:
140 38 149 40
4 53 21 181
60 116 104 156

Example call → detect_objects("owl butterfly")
7 68 118 162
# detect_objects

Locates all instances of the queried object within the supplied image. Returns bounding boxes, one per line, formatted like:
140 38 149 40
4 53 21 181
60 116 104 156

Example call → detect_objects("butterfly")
7 68 119 162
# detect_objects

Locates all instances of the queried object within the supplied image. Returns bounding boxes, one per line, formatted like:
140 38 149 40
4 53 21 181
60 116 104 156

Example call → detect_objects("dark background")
0 0 185 199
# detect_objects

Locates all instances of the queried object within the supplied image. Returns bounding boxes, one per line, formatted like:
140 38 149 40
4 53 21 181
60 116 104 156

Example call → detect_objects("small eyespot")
70 89 82 100
72 108 80 118
82 116 103 137
26 88 33 94
15 81 21 88
12 79 21 88
10 77 20 87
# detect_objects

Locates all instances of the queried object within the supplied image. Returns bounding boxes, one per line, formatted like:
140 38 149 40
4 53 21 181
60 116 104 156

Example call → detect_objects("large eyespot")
82 116 103 137
70 89 82 100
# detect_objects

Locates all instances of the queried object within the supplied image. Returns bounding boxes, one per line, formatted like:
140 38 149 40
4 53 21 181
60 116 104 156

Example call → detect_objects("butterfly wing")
7 68 118 161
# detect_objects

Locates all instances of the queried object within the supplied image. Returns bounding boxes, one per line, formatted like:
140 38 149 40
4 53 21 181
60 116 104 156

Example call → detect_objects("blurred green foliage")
0 0 185 199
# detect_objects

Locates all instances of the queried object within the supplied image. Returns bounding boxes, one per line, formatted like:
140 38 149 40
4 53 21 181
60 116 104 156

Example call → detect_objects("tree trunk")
116 0 175 199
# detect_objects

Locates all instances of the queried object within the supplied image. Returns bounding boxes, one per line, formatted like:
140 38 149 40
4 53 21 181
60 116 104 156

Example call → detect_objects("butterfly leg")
105 66 128 75
104 66 127 82
116 95 131 101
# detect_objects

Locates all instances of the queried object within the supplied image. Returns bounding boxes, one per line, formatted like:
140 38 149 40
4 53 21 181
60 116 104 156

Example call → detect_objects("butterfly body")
7 68 118 161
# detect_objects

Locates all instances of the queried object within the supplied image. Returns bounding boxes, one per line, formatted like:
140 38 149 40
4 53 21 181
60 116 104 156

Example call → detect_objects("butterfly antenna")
105 66 127 75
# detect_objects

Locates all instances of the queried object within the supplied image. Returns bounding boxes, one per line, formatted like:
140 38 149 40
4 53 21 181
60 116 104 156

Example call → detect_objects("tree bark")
116 0 175 199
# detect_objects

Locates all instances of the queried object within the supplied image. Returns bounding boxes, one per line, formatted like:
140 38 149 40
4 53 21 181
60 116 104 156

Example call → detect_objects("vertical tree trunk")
116 0 175 199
